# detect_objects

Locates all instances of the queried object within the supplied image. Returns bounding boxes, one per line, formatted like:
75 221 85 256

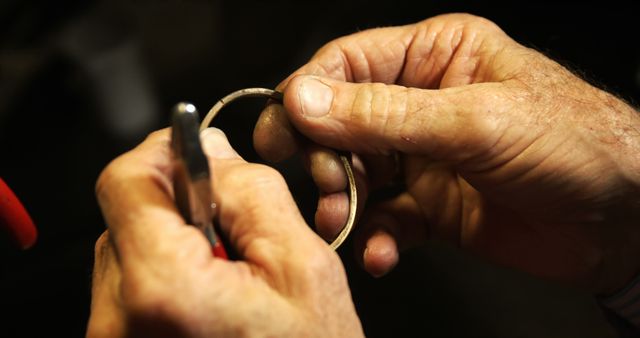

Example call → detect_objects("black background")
1 1 638 337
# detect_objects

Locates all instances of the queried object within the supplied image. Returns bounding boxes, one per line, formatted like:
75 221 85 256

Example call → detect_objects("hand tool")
0 177 37 250
171 102 228 259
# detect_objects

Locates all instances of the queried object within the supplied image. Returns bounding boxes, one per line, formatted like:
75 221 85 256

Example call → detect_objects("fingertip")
143 128 171 143
285 75 335 120
253 103 301 162
353 208 406 277
307 145 347 193
315 192 349 241
134 128 171 155
200 127 241 160
200 127 226 138
363 230 399 278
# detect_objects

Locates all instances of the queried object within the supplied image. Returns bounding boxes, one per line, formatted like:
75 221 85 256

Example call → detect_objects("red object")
0 177 37 249
212 241 228 259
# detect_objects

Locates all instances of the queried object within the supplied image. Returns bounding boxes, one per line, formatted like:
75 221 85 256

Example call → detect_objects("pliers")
171 102 228 259
0 177 37 250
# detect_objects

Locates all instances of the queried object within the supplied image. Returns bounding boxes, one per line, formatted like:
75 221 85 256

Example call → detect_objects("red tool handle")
0 177 37 249
212 241 228 259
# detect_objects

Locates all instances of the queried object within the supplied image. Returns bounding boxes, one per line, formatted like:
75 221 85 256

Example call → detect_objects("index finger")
96 128 333 273
255 13 512 161
201 129 333 265
254 23 413 163
95 129 213 270
281 13 510 89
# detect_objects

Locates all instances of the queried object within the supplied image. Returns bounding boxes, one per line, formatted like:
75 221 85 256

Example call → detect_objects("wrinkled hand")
87 129 364 337
254 13 640 294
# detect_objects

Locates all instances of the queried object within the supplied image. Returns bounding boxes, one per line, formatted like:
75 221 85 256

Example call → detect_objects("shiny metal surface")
200 88 357 250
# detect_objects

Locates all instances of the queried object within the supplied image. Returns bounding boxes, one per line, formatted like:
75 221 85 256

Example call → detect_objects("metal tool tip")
175 102 197 114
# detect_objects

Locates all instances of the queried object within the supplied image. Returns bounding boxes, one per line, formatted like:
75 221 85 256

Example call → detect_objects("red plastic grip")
0 177 37 249
212 241 228 259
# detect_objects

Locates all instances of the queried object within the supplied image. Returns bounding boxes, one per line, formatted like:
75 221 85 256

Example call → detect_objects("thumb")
283 75 510 162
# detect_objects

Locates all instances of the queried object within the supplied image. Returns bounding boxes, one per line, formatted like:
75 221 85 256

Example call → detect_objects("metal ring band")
200 88 357 250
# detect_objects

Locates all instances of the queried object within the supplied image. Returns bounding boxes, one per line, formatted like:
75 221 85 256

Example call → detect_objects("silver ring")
200 88 357 250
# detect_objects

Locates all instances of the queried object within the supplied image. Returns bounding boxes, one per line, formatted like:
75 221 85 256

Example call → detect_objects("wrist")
592 90 640 185
585 89 640 295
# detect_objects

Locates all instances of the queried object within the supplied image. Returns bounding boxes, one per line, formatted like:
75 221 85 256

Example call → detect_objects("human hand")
86 129 363 337
253 13 640 295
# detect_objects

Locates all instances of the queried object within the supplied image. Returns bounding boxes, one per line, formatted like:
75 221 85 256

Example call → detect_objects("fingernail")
299 77 333 118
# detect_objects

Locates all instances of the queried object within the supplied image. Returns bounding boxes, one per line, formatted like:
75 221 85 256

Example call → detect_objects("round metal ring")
200 88 357 250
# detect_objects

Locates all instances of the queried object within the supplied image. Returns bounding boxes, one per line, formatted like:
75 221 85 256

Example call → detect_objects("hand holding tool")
171 102 228 259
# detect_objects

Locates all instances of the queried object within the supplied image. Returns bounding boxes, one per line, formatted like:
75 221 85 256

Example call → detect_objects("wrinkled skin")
254 13 640 295
88 13 640 338
87 129 364 338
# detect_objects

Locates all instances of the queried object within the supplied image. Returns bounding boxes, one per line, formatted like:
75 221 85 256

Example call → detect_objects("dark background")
1 1 638 337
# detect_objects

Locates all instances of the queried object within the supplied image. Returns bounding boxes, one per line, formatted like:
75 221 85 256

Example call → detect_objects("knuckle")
95 158 121 202
300 251 347 294
226 163 287 194
94 230 111 257
144 129 169 143
217 163 293 213
464 14 501 31
350 83 390 129
429 13 500 30
121 281 170 318
300 246 342 280
349 84 374 126
383 85 411 138
95 153 171 205
347 83 411 154
310 41 350 79
418 14 506 44
118 270 179 318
